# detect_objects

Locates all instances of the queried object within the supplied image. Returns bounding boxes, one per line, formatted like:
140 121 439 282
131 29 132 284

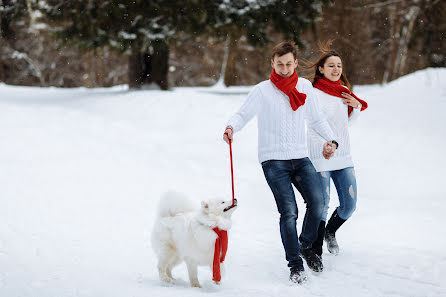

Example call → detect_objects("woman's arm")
305 85 335 141
342 92 361 125
348 104 361 125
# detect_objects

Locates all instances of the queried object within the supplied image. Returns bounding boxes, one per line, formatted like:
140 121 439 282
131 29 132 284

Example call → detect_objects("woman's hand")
323 141 336 160
342 92 360 109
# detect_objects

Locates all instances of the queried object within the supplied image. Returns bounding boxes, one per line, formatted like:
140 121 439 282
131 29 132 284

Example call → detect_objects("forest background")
0 0 444 90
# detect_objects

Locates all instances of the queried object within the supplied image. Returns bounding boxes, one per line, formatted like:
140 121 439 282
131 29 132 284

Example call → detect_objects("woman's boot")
312 220 326 257
325 209 346 255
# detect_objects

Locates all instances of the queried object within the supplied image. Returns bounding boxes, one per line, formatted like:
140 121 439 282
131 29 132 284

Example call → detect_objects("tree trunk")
128 51 145 89
0 2 3 82
224 31 241 87
128 42 169 90
0 37 3 82
84 53 94 88
95 50 105 87
151 41 169 90
383 3 402 83
383 2 420 83
143 53 153 85
394 5 420 78
216 36 230 86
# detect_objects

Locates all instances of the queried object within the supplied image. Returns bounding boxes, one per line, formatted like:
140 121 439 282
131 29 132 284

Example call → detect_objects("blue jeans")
262 158 324 272
319 167 357 221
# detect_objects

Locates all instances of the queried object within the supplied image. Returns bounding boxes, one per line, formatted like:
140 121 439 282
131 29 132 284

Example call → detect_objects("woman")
305 43 368 256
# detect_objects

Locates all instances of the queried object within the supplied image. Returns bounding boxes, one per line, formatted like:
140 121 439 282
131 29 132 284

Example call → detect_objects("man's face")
271 52 298 78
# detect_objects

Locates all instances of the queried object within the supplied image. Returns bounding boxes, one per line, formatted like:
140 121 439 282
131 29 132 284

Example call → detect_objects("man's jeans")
319 167 357 221
262 158 324 272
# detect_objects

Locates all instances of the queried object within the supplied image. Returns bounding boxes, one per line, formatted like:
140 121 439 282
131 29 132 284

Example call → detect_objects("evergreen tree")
41 0 209 89
199 0 330 86
40 0 328 89
0 0 28 82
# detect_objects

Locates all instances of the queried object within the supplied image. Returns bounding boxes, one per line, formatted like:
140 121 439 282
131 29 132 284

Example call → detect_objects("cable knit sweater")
308 88 361 172
227 78 335 164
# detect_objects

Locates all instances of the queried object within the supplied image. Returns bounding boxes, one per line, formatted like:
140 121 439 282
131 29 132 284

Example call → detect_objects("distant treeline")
0 0 444 89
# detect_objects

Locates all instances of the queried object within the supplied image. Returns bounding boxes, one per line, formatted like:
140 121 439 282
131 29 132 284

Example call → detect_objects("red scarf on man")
270 69 307 111
212 227 228 282
314 77 368 116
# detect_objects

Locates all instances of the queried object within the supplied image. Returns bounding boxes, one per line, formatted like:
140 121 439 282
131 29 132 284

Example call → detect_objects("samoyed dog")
151 191 237 288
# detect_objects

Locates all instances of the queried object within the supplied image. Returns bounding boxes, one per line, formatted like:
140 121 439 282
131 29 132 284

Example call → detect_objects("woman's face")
319 56 342 82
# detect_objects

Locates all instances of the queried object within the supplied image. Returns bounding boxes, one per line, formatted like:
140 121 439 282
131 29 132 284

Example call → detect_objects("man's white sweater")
227 78 335 164
308 88 361 172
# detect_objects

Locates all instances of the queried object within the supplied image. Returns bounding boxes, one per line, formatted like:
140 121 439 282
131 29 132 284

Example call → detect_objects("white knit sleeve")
348 105 361 126
226 85 261 133
304 84 335 141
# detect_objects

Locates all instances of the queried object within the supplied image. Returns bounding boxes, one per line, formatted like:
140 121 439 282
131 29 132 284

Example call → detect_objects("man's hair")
271 41 298 60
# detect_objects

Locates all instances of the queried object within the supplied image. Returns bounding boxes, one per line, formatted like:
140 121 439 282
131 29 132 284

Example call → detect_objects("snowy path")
1 69 445 297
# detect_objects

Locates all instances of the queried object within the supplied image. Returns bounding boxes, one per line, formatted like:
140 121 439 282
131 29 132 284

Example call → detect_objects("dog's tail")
156 191 197 218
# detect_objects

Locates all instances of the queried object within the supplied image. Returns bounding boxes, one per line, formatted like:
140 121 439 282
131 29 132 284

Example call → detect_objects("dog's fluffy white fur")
151 191 237 287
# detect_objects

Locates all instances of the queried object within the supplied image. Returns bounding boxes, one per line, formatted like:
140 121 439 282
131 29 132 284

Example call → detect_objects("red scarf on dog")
212 227 228 282
314 77 368 116
270 69 307 111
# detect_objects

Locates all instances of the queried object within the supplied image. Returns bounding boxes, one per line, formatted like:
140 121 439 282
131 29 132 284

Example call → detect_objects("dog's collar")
195 214 231 230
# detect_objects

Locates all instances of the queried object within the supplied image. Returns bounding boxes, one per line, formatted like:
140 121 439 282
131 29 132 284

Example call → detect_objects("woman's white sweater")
307 88 361 172
227 78 335 164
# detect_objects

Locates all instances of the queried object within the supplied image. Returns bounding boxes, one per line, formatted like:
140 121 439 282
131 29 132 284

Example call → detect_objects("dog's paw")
160 275 174 283
214 281 220 285
191 281 202 288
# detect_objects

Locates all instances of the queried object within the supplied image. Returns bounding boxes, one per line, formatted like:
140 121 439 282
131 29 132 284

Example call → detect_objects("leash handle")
224 131 235 206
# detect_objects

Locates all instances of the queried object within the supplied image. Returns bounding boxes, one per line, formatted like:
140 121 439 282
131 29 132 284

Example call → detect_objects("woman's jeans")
262 158 324 272
319 167 357 221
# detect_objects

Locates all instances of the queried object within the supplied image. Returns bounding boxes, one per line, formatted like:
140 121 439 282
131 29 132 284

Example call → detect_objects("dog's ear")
201 201 209 213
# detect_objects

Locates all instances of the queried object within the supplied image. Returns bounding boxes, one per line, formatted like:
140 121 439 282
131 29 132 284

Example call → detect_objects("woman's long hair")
302 40 352 90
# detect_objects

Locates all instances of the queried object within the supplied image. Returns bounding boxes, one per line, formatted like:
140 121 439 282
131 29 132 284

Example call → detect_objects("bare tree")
312 0 444 85
381 0 423 82
0 0 5 82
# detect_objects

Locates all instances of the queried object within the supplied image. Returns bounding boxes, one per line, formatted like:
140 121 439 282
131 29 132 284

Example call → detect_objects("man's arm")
223 86 261 143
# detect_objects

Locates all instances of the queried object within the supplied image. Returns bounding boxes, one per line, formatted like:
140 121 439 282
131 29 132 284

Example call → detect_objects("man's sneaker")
289 270 307 284
325 231 339 255
301 248 323 272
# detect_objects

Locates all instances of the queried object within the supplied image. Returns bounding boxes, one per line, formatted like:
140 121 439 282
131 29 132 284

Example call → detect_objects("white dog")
151 191 237 287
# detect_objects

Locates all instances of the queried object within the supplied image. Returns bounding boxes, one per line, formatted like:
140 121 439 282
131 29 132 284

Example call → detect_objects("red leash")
228 137 235 206
224 130 235 206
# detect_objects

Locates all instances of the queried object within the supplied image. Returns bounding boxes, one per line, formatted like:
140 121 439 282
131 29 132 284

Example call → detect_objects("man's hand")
323 141 337 160
223 126 234 144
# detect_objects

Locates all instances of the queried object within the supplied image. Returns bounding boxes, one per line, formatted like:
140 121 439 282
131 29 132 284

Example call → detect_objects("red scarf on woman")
270 69 307 111
314 77 368 116
212 227 228 282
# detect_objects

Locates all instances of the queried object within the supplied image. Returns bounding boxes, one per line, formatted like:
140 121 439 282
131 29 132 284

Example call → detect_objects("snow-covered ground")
1 68 445 297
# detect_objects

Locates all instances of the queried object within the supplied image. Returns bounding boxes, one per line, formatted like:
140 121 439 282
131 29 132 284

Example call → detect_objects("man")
223 41 338 284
